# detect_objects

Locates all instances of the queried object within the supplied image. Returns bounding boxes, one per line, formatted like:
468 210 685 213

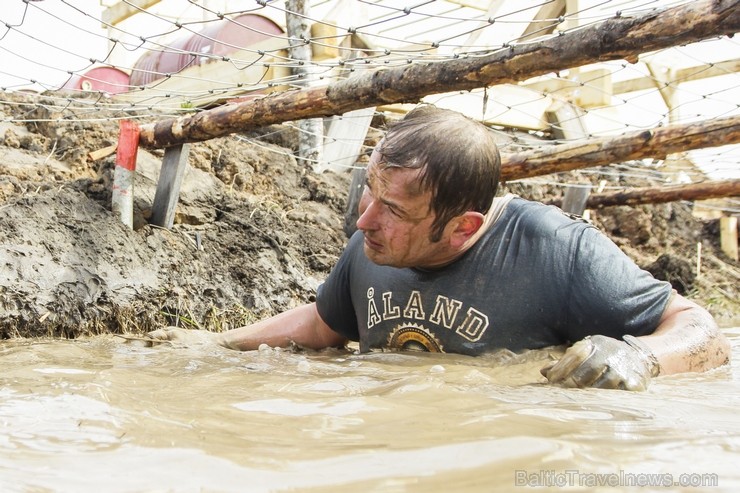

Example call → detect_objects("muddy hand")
146 327 220 348
540 335 660 391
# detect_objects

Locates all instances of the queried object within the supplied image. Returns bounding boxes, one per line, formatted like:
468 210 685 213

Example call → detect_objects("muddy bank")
0 95 737 338
0 97 350 338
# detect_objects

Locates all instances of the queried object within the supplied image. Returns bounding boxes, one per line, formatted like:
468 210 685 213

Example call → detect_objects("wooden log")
138 0 740 148
500 115 740 181
547 180 740 209
102 0 161 25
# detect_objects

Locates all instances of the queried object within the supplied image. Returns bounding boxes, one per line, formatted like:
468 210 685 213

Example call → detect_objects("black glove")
540 334 660 391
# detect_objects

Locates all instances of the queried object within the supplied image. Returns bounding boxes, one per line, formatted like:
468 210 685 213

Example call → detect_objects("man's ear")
449 211 485 248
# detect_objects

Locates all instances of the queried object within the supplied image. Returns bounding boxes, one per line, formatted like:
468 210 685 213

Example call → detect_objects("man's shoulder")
501 196 592 230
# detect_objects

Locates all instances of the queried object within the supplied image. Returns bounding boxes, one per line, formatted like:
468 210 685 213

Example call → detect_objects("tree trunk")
286 0 323 168
500 115 740 181
547 180 740 208
138 0 740 148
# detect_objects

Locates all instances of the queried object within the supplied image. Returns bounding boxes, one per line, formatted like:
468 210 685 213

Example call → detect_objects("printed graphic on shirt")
366 287 490 350
387 324 443 352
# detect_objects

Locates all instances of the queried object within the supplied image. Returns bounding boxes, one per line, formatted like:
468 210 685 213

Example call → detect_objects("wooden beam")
547 180 740 208
500 114 740 181
561 185 592 214
320 106 375 173
521 67 612 107
88 144 117 162
519 0 566 41
646 61 680 123
102 0 161 26
460 0 505 48
138 0 740 149
150 144 190 229
544 100 588 140
612 58 740 95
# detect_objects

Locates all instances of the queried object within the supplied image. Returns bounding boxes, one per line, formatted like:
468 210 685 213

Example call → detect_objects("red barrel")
129 13 283 87
63 66 131 94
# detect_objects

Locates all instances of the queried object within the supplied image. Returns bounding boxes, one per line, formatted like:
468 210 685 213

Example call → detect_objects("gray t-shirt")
316 197 672 355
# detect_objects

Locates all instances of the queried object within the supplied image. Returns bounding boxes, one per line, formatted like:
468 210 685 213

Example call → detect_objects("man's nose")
356 194 376 231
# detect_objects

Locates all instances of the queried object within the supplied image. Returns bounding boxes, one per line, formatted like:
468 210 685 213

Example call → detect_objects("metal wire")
0 0 736 213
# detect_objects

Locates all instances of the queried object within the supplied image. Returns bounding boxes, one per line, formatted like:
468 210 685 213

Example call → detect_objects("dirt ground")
0 93 738 340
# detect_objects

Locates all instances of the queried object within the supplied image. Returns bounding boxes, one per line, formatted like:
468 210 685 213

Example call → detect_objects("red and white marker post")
112 120 140 228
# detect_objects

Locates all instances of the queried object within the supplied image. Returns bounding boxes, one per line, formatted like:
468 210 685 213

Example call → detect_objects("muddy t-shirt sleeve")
564 225 673 342
315 232 363 341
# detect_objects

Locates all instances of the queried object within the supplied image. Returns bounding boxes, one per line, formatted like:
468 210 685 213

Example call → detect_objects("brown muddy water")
1 328 739 493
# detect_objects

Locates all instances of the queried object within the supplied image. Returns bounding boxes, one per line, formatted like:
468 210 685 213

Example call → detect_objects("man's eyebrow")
364 173 409 215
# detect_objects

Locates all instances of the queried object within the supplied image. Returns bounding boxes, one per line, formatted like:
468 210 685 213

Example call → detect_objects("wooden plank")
612 58 740 95
150 144 190 229
520 0 566 41
460 0 505 48
646 61 679 123
561 185 591 214
310 21 343 61
545 100 589 140
720 216 739 261
521 68 612 108
320 107 375 173
521 58 739 100
89 144 117 162
102 0 161 26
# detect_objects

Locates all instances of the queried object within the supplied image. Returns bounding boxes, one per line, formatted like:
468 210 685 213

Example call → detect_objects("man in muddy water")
148 105 730 391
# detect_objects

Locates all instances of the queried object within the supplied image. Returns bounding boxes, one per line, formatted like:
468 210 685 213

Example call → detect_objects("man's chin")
363 245 391 266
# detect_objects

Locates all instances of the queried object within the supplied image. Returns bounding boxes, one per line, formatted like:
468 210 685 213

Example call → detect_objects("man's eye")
386 205 402 218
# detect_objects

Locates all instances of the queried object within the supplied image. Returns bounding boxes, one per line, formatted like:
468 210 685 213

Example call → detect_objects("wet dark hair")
377 105 501 242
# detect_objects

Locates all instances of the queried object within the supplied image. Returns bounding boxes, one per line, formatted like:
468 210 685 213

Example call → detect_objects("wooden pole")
561 185 592 215
547 180 740 209
286 0 323 168
720 216 739 261
500 115 740 181
138 0 740 148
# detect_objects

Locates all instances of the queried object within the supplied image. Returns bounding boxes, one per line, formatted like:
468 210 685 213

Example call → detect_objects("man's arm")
147 302 348 351
541 294 730 390
636 293 730 374
216 302 348 351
